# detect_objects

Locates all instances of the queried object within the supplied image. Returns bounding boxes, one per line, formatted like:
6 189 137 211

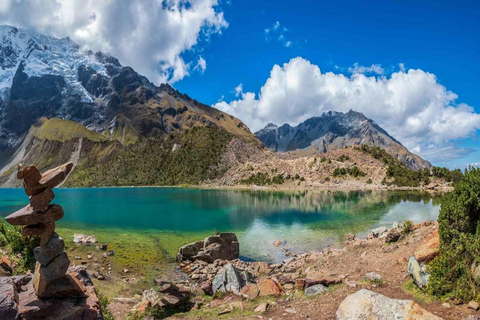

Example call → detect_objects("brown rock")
22 222 55 237
33 252 72 298
385 229 401 243
274 240 283 247
295 278 306 290
0 255 13 274
6 205 63 226
39 163 74 190
468 301 479 311
0 277 19 319
19 165 41 183
414 229 439 262
254 302 269 313
251 261 272 275
201 281 213 295
18 266 101 319
177 233 239 263
241 283 259 299
258 279 283 296
29 189 55 213
22 163 74 196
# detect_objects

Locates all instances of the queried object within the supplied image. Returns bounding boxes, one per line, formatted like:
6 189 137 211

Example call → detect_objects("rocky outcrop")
5 163 85 299
414 229 439 263
177 233 239 263
212 263 253 295
408 256 430 289
336 289 442 319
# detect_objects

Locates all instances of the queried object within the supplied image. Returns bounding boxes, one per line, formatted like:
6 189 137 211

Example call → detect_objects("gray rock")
0 277 19 320
142 288 159 303
212 263 252 295
372 226 388 238
33 232 65 266
392 221 400 229
408 256 430 289
364 272 382 282
336 289 442 319
305 284 328 296
177 233 239 263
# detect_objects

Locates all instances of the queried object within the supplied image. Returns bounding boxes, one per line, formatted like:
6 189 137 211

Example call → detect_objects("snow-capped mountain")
255 110 431 170
0 25 257 153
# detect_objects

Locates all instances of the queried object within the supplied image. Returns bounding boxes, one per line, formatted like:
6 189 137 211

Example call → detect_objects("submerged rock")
177 233 239 263
336 289 442 319
408 256 430 289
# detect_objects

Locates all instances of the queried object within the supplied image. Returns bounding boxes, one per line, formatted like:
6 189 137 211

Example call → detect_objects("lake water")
0 188 442 262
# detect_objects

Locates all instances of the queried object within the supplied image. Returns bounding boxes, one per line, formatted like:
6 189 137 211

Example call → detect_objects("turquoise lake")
0 188 443 262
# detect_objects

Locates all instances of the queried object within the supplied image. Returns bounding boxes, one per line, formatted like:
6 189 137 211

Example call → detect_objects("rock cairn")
5 162 84 298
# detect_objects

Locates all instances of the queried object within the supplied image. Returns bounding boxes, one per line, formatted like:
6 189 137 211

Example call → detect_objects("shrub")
366 178 373 184
320 157 328 163
333 166 366 178
402 220 413 234
428 167 480 301
325 177 330 182
337 155 350 162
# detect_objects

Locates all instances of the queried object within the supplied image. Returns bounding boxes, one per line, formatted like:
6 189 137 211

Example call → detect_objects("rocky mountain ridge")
255 110 431 170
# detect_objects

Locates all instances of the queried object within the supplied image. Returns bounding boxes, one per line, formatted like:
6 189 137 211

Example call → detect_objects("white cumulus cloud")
0 0 227 84
194 56 207 73
214 57 480 159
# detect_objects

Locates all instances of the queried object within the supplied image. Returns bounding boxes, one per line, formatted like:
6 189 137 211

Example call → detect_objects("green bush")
337 154 350 162
238 172 284 186
402 220 413 234
366 178 373 184
0 218 39 273
333 166 366 178
428 167 480 301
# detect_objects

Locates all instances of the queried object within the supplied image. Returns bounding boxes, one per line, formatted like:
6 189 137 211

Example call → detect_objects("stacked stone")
5 162 84 298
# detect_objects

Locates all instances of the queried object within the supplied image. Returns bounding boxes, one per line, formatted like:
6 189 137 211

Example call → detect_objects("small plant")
320 157 328 163
97 290 115 320
325 177 330 182
366 178 373 184
337 154 350 162
402 220 413 234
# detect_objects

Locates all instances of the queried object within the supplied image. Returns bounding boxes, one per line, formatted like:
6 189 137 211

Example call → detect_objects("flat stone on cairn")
5 162 84 299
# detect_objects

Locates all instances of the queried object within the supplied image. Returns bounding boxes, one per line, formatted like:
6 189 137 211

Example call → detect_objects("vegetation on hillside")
428 167 480 301
66 126 233 186
333 166 366 178
355 145 462 187
34 118 108 142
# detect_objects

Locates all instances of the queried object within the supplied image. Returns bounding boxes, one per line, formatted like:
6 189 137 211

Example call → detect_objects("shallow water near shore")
0 188 443 263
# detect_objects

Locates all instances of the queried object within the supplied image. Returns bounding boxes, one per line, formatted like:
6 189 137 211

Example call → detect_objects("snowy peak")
255 111 431 170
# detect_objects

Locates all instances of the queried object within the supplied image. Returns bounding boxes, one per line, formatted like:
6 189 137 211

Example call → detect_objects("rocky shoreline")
115 219 478 319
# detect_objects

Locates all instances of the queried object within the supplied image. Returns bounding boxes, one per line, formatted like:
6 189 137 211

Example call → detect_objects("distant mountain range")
0 25 430 187
255 110 431 170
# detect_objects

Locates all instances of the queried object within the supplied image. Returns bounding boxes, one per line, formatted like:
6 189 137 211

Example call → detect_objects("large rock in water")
177 233 239 263
414 229 439 263
212 263 253 295
336 289 442 319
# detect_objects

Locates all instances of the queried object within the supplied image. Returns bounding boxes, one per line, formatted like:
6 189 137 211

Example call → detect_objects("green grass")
34 118 108 142
402 280 434 303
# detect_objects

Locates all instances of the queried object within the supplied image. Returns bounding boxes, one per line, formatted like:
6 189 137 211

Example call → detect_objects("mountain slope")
0 25 263 186
255 110 431 170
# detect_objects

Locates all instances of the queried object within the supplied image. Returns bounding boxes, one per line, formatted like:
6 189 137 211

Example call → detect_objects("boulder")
408 256 430 289
6 205 64 226
258 279 283 296
18 266 101 319
372 226 388 238
254 302 269 313
414 229 439 263
29 189 55 213
33 233 65 266
212 263 252 295
336 289 442 319
241 283 259 299
73 234 97 245
385 229 401 243
0 256 13 275
177 233 239 263
364 272 382 282
0 277 20 320
305 284 328 296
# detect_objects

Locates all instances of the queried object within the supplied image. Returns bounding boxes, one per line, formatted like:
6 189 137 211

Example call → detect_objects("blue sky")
176 0 480 168
1 0 479 168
